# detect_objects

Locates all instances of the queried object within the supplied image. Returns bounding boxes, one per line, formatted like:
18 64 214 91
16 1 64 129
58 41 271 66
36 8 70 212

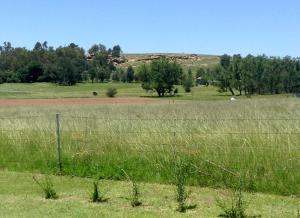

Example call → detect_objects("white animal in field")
230 97 236 101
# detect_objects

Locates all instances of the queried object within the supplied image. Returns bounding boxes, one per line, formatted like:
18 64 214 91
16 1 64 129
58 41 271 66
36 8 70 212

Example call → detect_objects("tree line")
0 41 194 97
199 54 300 95
0 41 122 85
3 41 299 97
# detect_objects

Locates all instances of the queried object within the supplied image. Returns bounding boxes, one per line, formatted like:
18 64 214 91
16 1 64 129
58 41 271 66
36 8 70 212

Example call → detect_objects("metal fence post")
56 113 62 173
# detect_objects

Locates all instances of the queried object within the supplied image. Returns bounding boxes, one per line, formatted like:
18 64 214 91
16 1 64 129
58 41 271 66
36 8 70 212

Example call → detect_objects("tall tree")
112 45 122 57
183 68 194 92
126 65 134 83
139 58 183 97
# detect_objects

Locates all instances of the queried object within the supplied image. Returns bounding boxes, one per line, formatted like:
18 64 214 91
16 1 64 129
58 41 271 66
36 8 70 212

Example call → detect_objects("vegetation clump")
137 58 183 97
106 87 117 97
173 157 196 212
217 178 260 218
183 68 194 92
207 54 300 96
91 181 108 203
122 169 142 207
33 176 58 199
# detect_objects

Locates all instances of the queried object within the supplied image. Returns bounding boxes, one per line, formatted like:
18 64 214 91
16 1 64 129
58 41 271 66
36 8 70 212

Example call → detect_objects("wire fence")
1 114 300 168
1 113 299 197
2 114 300 138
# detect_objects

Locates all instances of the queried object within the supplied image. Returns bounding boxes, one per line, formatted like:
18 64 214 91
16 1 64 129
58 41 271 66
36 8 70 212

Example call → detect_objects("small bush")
92 91 98 96
33 176 58 199
217 180 259 218
218 190 246 218
183 69 194 93
131 181 142 207
91 181 108 203
173 157 196 212
122 169 142 207
106 87 117 97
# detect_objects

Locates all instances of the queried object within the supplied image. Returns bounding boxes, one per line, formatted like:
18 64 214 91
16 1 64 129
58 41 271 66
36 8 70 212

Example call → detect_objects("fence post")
56 113 62 174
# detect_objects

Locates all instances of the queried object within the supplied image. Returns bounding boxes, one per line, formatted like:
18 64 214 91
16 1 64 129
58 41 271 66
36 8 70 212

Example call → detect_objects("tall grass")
0 98 299 195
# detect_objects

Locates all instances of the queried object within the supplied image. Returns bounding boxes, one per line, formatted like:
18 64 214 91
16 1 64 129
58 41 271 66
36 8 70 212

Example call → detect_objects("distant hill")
117 53 220 71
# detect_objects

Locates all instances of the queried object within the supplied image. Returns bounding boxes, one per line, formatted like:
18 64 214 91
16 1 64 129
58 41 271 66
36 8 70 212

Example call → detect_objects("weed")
218 188 247 218
91 180 108 203
217 179 260 218
121 169 142 207
173 157 196 212
33 175 58 199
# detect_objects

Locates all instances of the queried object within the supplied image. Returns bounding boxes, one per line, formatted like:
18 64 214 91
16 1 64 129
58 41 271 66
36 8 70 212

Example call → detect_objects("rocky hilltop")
117 53 220 70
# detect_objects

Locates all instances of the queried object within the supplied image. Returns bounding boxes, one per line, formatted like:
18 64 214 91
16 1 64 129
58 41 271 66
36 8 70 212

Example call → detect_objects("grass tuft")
33 175 58 199
172 156 196 212
91 180 108 203
122 169 142 207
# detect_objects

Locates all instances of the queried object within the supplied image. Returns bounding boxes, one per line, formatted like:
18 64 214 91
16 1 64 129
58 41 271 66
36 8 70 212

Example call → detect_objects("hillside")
118 53 220 71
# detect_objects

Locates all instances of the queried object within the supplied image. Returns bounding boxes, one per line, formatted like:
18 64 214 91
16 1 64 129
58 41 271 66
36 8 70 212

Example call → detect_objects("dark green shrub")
106 87 117 97
183 69 194 93
174 88 178 96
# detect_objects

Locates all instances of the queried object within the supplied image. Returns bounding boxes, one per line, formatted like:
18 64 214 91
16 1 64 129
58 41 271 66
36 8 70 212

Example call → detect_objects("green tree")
183 68 194 92
18 62 43 83
231 54 243 95
137 64 151 91
139 58 183 97
126 65 135 83
112 45 122 57
54 44 86 85
88 44 107 55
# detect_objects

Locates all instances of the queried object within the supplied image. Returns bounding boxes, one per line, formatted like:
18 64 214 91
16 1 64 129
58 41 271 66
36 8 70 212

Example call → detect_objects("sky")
0 0 299 56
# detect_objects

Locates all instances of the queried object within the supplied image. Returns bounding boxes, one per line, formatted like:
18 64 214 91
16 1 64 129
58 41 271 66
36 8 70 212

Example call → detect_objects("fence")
0 114 300 195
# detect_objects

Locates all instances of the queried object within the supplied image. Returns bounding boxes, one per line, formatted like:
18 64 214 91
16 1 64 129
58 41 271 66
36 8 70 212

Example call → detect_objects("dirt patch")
0 97 166 107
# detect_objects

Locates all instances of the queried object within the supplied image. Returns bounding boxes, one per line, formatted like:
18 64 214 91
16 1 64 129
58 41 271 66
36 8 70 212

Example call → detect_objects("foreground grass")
0 170 298 217
0 98 300 196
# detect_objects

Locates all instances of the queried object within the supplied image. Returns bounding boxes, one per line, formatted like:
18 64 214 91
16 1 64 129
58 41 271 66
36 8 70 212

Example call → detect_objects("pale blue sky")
0 0 299 56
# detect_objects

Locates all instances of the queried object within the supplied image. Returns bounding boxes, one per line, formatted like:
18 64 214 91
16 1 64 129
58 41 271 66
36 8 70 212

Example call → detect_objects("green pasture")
0 171 298 217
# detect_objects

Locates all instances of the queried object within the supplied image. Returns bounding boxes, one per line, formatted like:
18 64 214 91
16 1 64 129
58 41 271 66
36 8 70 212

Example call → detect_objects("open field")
0 97 300 197
0 97 168 107
0 82 232 100
0 171 298 217
0 83 144 99
0 82 293 100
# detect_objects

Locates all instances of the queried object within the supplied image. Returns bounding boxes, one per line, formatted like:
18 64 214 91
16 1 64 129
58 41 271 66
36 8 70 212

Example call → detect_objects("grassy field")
0 97 300 196
0 82 233 100
0 82 293 100
0 170 298 217
0 82 299 216
0 83 144 99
